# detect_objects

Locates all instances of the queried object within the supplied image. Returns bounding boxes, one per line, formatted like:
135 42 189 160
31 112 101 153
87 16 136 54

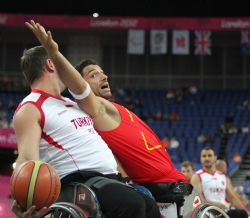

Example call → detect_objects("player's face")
82 64 112 99
181 166 195 180
216 162 227 174
200 149 217 168
220 164 227 174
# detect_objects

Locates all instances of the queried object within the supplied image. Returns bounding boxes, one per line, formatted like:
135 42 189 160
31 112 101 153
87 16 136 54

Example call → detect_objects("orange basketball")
10 160 61 210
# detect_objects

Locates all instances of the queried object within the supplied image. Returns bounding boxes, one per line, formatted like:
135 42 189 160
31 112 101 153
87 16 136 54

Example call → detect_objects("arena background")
0 0 250 216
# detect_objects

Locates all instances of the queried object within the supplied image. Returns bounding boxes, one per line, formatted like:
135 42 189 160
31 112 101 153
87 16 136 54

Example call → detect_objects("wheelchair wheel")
43 202 88 218
190 204 229 218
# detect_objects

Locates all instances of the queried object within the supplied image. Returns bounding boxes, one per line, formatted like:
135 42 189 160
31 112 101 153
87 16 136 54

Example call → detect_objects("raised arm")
25 20 105 122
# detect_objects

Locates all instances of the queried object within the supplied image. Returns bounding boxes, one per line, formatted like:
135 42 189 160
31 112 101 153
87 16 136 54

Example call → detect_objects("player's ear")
45 59 55 73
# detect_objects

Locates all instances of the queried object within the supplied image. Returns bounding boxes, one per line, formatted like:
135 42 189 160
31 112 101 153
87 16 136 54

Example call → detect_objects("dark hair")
20 46 48 85
181 161 195 171
75 59 98 75
201 146 216 155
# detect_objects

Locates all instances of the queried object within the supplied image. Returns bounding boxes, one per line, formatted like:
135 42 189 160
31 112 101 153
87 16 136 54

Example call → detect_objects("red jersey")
97 103 188 184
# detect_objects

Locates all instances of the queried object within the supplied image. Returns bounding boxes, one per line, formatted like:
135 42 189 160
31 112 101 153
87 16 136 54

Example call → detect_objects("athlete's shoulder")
15 92 37 112
111 101 123 108
196 169 205 175
14 102 41 127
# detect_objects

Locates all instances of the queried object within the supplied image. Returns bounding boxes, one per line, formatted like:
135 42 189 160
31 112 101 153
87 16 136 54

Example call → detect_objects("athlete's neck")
203 166 216 174
31 76 62 97
31 84 61 97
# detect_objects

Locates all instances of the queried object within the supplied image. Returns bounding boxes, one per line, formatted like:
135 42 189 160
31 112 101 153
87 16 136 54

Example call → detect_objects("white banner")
150 30 167 54
127 29 145 54
172 30 189 55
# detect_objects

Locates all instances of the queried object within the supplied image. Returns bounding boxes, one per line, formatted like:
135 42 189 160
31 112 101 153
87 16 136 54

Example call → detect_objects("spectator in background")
197 133 206 143
116 88 126 98
219 116 238 135
188 85 198 95
238 99 250 111
0 104 7 120
123 96 135 110
0 116 9 128
9 118 14 129
165 87 186 103
181 161 195 182
134 98 142 108
197 133 215 144
2 76 12 90
7 99 16 111
168 111 179 122
241 126 250 134
168 137 180 149
160 136 169 150
232 152 242 164
165 90 175 100
175 88 184 103
153 111 164 121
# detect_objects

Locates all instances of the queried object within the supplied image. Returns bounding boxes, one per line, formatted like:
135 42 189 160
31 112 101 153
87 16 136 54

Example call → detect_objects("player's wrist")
47 48 60 59
68 82 91 100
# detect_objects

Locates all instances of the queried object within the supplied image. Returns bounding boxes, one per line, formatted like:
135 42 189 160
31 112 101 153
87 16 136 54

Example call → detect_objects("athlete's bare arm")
12 104 49 217
191 174 227 210
13 104 41 168
25 20 118 131
97 97 121 123
190 174 203 198
226 177 249 214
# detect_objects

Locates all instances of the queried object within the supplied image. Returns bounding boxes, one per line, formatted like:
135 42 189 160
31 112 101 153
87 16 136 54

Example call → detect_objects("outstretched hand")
25 20 59 56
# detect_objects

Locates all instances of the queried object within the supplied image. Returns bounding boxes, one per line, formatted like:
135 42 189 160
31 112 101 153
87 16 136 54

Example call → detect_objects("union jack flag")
194 31 211 55
241 31 250 55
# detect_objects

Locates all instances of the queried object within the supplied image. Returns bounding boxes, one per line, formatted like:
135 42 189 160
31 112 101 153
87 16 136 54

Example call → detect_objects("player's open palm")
25 20 59 56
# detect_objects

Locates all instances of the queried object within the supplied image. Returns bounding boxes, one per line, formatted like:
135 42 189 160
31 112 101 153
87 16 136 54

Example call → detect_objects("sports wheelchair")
44 180 229 218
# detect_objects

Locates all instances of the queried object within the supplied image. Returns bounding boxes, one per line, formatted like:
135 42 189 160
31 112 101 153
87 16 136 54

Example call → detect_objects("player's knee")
126 193 147 209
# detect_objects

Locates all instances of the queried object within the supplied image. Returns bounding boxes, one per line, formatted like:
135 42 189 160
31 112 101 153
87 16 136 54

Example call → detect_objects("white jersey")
196 169 229 209
17 89 118 178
